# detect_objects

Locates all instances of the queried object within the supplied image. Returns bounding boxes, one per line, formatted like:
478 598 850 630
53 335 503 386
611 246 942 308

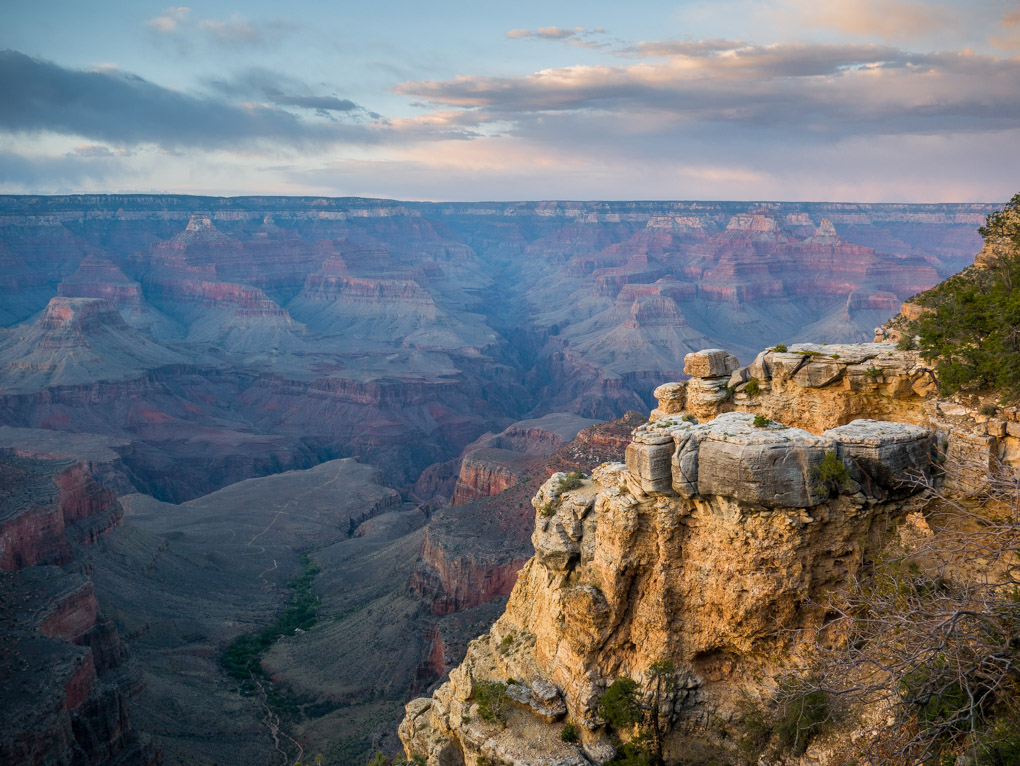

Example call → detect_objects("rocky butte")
398 335 1020 764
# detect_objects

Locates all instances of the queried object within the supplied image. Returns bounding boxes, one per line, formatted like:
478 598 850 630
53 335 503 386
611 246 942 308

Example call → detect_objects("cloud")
505 26 609 49
394 39 1020 137
0 50 378 150
789 0 952 42
991 8 1020 50
66 144 132 158
146 9 293 47
147 6 190 33
205 69 370 117
508 26 583 41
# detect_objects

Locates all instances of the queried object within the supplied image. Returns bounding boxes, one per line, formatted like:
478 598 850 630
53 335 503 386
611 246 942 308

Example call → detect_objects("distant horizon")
0 192 1007 206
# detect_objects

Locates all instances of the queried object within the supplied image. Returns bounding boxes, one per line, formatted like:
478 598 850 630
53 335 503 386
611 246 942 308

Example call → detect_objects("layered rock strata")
659 345 1020 493
0 455 158 766
399 411 932 765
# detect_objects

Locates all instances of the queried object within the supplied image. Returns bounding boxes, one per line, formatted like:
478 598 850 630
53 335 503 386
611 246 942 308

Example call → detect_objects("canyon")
0 195 1005 765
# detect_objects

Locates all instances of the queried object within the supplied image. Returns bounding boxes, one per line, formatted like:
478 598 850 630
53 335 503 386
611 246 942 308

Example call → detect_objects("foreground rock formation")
399 400 934 764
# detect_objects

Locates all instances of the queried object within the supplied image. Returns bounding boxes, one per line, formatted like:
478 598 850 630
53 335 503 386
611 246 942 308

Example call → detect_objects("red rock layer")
413 526 526 616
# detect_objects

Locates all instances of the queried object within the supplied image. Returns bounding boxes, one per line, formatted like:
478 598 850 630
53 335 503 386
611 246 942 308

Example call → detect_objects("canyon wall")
0 449 159 766
0 196 994 499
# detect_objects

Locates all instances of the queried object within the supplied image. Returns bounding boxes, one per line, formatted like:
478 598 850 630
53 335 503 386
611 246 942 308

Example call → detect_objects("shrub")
771 684 829 756
864 366 883 379
475 681 510 725
899 193 1020 398
774 343 788 352
981 403 998 416
896 333 918 351
599 677 641 730
804 455 1020 761
737 680 828 759
606 740 652 766
681 414 697 423
557 471 585 493
744 378 761 396
753 415 771 428
812 450 851 495
561 722 578 742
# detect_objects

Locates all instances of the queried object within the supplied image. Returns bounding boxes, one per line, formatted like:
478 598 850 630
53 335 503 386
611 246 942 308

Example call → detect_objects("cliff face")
399 410 933 765
0 456 124 572
399 333 1020 765
0 455 158 766
410 414 644 618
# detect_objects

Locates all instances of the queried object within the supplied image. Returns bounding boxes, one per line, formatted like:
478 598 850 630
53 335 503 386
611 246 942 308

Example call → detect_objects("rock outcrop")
0 454 158 766
655 345 1020 494
399 409 932 764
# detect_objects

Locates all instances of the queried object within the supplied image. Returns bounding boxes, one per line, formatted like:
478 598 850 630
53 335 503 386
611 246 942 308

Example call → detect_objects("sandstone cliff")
399 408 933 764
398 338 1020 765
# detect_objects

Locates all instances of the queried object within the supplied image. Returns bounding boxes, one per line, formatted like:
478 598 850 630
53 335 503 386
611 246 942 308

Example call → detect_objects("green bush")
475 680 510 725
812 450 851 495
606 740 652 766
557 471 585 493
864 366 883 379
561 722 578 742
900 193 1020 399
753 415 771 428
774 343 788 352
896 333 918 351
599 677 641 730
772 686 828 756
975 715 1020 765
681 414 697 423
738 681 828 759
744 378 761 396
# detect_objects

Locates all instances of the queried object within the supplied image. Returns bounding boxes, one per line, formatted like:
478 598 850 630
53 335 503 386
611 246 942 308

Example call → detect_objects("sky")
1 0 1018 201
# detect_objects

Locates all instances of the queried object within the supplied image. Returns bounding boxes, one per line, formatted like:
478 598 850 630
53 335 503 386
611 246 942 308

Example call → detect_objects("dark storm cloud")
0 50 376 149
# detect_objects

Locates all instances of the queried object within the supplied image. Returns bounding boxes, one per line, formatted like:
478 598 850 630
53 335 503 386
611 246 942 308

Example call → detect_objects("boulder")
653 382 687 416
765 352 810 382
825 419 932 493
728 367 750 388
748 350 772 381
506 680 567 723
793 359 845 388
625 441 674 494
684 349 739 379
692 413 835 507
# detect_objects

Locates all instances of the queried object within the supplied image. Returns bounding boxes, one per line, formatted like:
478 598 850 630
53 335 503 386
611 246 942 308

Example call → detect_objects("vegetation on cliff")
901 193 1020 398
804 459 1020 765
